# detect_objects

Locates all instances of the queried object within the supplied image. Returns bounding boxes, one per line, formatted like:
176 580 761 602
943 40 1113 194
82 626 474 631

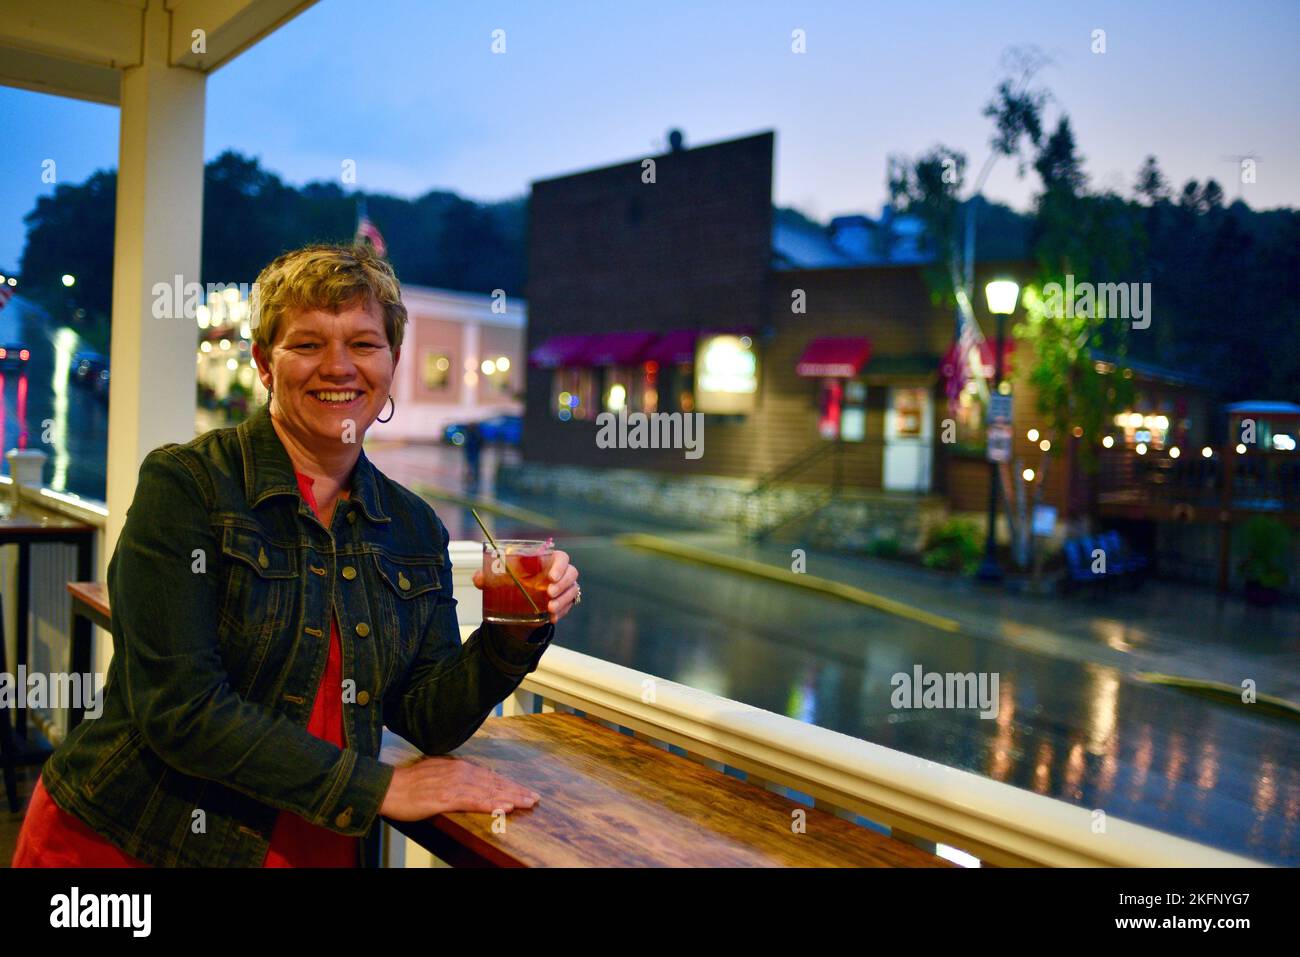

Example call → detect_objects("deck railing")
1098 446 1300 516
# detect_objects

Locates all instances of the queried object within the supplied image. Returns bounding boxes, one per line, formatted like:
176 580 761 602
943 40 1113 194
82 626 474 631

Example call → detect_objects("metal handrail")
749 439 842 497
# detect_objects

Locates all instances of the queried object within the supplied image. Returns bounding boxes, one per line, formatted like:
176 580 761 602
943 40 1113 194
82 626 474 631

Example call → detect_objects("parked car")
0 343 31 369
71 351 107 386
71 351 110 401
444 414 522 446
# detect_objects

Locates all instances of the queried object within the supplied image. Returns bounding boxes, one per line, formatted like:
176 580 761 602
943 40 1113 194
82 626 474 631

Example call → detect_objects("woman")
12 243 580 867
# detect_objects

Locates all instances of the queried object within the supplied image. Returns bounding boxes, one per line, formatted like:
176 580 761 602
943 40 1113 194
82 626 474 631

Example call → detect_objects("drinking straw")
470 507 541 614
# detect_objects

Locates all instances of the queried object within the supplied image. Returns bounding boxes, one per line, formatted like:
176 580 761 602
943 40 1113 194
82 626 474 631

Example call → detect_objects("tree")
1034 117 1087 195
886 146 966 305
14 151 530 327
1133 156 1168 204
19 170 116 328
1017 112 1136 477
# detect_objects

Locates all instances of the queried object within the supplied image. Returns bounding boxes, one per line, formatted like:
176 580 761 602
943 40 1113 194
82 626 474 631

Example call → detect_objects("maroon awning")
529 334 596 368
643 330 698 365
582 331 659 366
795 337 872 378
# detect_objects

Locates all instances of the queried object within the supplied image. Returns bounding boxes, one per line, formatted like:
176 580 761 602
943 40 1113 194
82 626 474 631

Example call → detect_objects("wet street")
405 475 1300 867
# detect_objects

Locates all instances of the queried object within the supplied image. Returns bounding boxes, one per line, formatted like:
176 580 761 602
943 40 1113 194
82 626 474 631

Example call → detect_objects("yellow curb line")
1134 672 1300 720
412 483 556 528
617 532 963 633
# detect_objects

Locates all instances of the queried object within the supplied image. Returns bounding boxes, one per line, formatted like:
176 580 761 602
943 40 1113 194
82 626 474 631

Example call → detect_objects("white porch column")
103 3 206 591
99 2 205 675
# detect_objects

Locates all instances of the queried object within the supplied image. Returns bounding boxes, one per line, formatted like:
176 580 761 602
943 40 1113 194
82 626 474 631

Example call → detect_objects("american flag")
942 279 994 415
354 202 387 257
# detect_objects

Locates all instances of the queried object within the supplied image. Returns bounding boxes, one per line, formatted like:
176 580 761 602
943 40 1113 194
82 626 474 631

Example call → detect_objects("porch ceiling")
0 0 318 104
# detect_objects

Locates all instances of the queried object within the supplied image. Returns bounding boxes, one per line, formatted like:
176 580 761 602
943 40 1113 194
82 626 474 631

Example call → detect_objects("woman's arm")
382 516 555 755
111 447 394 836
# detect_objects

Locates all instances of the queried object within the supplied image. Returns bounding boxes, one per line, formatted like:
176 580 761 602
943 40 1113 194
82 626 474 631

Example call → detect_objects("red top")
11 470 359 868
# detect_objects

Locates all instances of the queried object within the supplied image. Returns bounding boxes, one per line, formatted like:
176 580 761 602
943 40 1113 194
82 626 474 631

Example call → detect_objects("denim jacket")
40 403 555 867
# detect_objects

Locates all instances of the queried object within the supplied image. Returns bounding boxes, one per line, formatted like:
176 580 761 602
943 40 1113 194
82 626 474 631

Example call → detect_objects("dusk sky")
1 0 1297 270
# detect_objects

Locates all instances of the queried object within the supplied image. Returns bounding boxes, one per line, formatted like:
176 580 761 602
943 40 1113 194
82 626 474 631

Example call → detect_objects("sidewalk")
632 530 1300 708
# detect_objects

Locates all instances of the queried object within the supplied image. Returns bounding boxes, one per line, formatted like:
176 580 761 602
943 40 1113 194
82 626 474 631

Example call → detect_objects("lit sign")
695 335 757 413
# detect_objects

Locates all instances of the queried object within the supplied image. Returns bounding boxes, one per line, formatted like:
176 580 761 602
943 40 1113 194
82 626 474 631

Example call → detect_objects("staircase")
739 439 844 540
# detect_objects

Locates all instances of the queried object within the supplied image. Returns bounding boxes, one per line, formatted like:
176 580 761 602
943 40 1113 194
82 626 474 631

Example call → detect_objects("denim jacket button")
356 690 371 706
347 510 357 524
335 807 354 828
341 565 357 581
257 547 268 569
355 621 370 637
397 572 410 590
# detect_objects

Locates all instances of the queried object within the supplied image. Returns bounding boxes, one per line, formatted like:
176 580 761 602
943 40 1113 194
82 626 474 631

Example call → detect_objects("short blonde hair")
250 243 407 360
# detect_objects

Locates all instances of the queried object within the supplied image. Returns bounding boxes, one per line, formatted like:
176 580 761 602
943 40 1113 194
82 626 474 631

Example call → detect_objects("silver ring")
573 585 582 605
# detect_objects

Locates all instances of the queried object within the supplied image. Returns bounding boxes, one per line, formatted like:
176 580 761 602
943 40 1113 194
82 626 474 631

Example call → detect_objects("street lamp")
975 277 1020 583
61 274 76 287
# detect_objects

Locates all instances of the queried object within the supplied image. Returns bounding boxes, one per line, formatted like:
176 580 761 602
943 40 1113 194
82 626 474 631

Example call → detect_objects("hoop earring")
376 395 395 423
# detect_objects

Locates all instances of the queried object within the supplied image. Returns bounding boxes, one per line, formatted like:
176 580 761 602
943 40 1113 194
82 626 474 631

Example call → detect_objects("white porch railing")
1 478 109 745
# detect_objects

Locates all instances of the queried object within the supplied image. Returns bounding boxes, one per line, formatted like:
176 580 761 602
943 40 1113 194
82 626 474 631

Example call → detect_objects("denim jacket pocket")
83 725 145 798
216 524 299 694
217 525 298 627
371 550 441 675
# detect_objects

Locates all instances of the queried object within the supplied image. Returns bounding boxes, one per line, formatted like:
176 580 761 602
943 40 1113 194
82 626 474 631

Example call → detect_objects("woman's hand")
380 756 539 821
472 548 581 625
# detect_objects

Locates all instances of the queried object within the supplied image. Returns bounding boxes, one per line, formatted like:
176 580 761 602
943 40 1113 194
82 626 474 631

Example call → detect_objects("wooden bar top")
383 712 953 868
67 581 110 621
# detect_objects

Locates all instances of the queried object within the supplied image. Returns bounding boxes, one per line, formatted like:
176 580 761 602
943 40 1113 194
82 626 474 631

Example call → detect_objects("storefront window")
603 364 659 414
818 379 843 439
668 363 695 412
554 368 596 421
422 351 453 391
892 387 925 437
841 381 867 442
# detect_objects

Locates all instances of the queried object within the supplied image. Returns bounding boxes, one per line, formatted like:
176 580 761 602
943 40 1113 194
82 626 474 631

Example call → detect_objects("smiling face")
252 296 400 449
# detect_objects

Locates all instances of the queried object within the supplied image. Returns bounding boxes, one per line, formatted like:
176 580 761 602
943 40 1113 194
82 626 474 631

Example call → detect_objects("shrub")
922 518 982 575
1239 516 1291 589
867 535 901 558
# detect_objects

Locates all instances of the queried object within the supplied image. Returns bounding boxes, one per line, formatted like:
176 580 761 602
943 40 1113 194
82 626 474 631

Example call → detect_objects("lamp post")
975 278 1020 582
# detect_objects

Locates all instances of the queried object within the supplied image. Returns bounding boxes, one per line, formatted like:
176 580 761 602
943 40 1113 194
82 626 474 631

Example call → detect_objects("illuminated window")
841 381 867 442
818 380 843 439
665 362 694 413
602 365 658 414
553 368 596 421
423 352 452 391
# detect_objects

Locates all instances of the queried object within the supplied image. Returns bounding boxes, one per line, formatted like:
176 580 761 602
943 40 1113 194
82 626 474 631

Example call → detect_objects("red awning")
795 337 872 378
940 338 1016 379
581 331 659 366
530 334 597 368
643 329 699 365
534 329 753 368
